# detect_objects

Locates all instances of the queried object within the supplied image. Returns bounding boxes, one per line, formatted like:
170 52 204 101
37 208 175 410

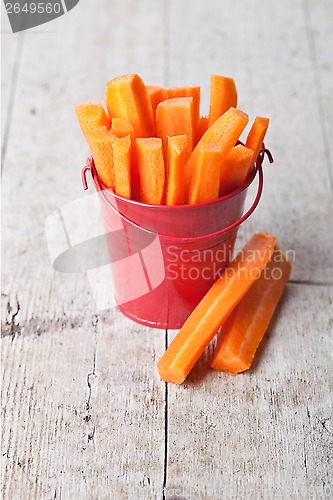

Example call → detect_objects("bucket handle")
81 144 273 242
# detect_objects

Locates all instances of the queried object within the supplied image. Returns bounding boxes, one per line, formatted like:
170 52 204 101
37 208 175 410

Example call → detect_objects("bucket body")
85 160 262 329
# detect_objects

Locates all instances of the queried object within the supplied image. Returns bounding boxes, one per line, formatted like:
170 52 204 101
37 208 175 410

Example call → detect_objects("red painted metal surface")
82 147 271 328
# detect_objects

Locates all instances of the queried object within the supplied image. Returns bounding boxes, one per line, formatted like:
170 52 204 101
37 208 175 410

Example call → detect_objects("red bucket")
82 152 267 329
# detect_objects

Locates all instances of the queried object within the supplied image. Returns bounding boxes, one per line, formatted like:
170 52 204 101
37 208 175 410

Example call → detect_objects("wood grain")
1 0 332 499
165 284 333 499
169 0 333 284
1 314 165 499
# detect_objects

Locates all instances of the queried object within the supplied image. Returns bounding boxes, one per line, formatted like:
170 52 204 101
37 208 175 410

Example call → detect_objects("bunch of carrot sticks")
76 73 269 205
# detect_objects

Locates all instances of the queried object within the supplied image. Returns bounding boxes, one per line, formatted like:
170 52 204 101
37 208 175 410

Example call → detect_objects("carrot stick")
112 135 131 199
156 97 194 160
88 127 117 189
146 85 166 115
75 102 111 147
194 115 209 147
188 143 222 204
109 117 141 200
211 246 292 374
219 144 254 196
135 138 165 205
157 233 276 384
208 74 238 127
184 107 248 199
165 135 187 205
106 74 155 138
165 86 200 128
110 117 135 140
245 116 270 170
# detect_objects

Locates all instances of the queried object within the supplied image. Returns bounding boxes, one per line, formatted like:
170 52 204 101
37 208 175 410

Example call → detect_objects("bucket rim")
85 156 257 210
81 155 266 243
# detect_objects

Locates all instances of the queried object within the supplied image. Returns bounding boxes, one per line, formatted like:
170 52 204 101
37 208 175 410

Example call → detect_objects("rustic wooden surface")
1 1 332 499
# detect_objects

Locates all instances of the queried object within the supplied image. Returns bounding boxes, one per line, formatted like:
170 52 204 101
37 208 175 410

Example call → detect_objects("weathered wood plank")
165 0 333 497
305 0 333 194
169 0 333 284
165 283 333 499
1 1 166 499
1 33 24 154
2 0 333 499
1 0 164 330
1 314 165 499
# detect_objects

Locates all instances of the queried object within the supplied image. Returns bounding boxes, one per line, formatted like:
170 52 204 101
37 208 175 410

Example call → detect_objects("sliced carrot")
157 233 276 384
135 138 165 205
188 143 222 204
245 116 270 170
165 86 200 127
110 117 140 200
112 135 131 199
106 74 155 138
208 74 238 127
184 107 249 198
165 135 187 206
156 97 194 160
194 115 209 147
75 102 111 147
211 246 292 374
146 85 166 115
219 144 254 196
110 117 135 140
88 127 117 189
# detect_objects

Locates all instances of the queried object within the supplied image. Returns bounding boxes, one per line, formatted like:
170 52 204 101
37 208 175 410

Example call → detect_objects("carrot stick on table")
211 246 292 374
245 116 270 170
156 97 194 160
112 135 131 199
165 86 200 128
188 143 222 204
184 107 249 198
219 144 254 196
146 85 166 115
106 74 155 138
157 233 276 384
135 138 165 205
208 74 238 127
165 135 187 206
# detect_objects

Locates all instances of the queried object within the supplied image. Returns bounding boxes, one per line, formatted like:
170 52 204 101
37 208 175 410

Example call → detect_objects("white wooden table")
2 1 332 498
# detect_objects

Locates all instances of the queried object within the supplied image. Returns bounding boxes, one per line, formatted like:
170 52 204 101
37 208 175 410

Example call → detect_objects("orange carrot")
245 116 270 169
165 135 187 205
211 246 292 374
208 74 238 127
75 102 111 147
110 117 140 200
185 107 249 198
188 143 222 204
157 233 276 384
219 144 254 196
135 138 165 205
112 135 131 199
106 74 155 138
156 97 194 160
88 127 117 189
194 115 209 146
110 117 135 140
146 85 166 115
165 86 200 127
